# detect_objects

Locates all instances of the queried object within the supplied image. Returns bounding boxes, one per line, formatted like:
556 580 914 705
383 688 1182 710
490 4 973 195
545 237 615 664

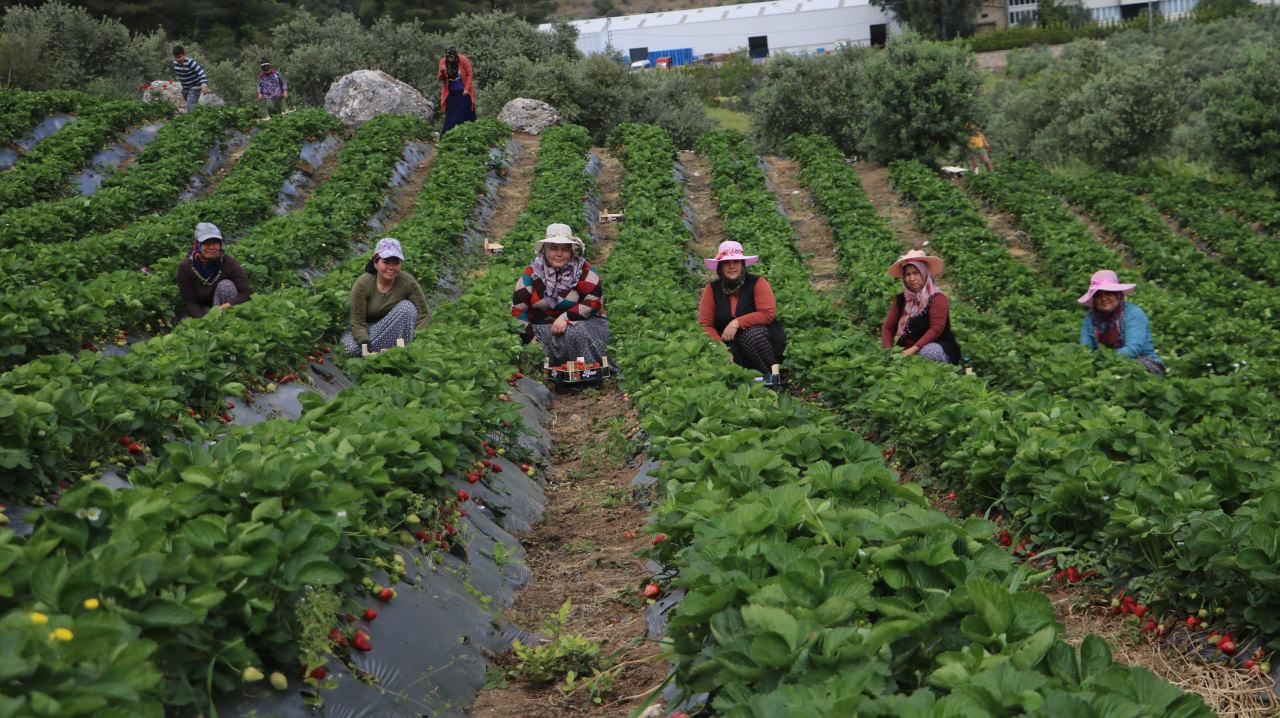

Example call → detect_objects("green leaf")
250 497 284 521
966 576 1013 635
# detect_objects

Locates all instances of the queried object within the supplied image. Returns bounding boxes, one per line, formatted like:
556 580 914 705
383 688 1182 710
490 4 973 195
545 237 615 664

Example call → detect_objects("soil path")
472 147 666 717
854 162 959 296
486 133 542 247
1063 201 1138 269
763 156 840 297
678 150 724 261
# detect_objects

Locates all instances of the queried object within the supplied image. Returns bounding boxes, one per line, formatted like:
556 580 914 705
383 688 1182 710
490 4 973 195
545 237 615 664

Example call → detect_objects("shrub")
1202 48 1280 189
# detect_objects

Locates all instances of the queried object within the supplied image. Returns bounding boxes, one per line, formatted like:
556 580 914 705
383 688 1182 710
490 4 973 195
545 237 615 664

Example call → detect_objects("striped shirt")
172 57 209 91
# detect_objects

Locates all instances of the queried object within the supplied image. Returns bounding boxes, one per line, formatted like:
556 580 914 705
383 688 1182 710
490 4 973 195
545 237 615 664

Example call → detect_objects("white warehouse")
543 0 903 62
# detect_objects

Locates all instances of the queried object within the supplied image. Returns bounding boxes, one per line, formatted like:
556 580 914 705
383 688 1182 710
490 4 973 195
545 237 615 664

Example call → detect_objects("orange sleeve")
735 277 776 328
699 284 723 342
882 296 900 348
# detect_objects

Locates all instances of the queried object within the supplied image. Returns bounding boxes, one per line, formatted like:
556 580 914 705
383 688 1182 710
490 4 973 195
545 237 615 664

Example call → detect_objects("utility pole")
1148 0 1155 35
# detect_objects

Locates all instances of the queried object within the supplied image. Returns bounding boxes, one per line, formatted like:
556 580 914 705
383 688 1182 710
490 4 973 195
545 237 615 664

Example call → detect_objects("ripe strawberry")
353 634 372 652
309 666 328 680
329 627 344 642
467 470 480 483
642 583 660 599
521 463 531 472
118 435 132 446
1131 604 1148 618
127 443 143 454
1187 616 1198 628
415 529 429 541
225 401 236 409
363 608 378 621
1066 567 1081 584
625 531 634 540
653 533 667 545
999 530 1012 547
486 447 497 457
187 407 197 417
1220 638 1237 655
669 712 691 718
457 489 470 502
218 413 232 424
490 464 501 473
378 588 396 602
945 491 957 501
1244 659 1256 670
1143 619 1156 633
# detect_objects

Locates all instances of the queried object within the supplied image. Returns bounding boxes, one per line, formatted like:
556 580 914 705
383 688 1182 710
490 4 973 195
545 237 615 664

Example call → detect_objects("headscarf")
530 248 585 308
1092 295 1125 350
895 260 939 341
189 239 223 284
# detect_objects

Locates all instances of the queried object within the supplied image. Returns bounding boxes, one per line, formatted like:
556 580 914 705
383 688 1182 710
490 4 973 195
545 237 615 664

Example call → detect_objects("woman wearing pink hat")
1078 269 1164 375
698 240 786 375
340 237 429 357
881 250 962 365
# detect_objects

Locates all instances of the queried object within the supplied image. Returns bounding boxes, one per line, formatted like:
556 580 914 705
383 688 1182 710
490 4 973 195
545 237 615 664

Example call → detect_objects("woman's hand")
895 345 920 358
551 315 571 335
721 319 740 342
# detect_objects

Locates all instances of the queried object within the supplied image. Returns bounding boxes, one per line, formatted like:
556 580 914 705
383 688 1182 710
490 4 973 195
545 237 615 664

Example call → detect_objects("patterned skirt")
340 300 418 357
531 316 610 365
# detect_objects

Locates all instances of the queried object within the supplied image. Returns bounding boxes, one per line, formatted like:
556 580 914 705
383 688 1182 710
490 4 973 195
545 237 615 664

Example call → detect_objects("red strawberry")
490 464 501 473
521 463 531 472
999 530 1011 547
1066 567 1081 584
363 608 378 621
625 531 634 540
653 533 667 545
127 443 143 454
486 447 497 457
1187 616 1198 628
457 489 470 502
330 628 344 642
415 529 429 541
118 435 132 446
669 712 691 718
309 666 328 680
218 413 232 424
353 635 372 652
187 407 197 417
225 401 236 409
1220 638 1237 654
467 470 480 483
945 491 957 501
378 588 395 602
1132 605 1148 618
642 583 660 599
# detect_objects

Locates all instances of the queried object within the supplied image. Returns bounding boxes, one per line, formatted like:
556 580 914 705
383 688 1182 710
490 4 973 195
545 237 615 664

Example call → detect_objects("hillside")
549 0 739 21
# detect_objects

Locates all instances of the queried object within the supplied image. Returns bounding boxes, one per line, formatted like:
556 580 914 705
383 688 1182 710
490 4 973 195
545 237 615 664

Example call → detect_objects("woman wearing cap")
698 240 786 374
438 47 476 134
1078 269 1165 375
255 58 288 117
512 223 609 365
881 250 962 365
176 221 252 319
340 238 429 357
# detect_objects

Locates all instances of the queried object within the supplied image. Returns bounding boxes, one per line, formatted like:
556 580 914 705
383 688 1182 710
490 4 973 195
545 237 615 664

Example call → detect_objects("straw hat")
888 249 944 279
534 223 585 255
704 240 759 271
1077 269 1136 305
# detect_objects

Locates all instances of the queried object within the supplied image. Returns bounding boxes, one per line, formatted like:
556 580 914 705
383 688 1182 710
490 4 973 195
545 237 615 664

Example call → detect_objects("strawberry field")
1 86 1278 717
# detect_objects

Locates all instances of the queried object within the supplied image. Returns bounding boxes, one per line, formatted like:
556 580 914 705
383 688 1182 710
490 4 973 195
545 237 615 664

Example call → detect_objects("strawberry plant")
603 124 1210 715
0 89 96 146
0 106 258 248
0 99 172 212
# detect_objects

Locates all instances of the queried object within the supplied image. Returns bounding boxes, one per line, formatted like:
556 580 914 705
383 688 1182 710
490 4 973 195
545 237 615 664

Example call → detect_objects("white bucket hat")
534 223 584 255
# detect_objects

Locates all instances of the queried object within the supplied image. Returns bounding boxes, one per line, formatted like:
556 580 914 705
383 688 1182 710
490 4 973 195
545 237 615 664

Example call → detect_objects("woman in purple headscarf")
880 250 961 365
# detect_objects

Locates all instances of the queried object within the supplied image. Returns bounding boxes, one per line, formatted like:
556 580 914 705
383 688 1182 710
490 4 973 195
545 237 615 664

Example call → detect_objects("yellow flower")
83 598 100 610
29 612 48 625
49 628 73 641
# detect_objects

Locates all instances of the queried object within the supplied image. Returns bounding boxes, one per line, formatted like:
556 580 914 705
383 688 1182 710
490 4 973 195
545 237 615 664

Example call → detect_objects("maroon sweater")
176 254 252 318
881 293 951 349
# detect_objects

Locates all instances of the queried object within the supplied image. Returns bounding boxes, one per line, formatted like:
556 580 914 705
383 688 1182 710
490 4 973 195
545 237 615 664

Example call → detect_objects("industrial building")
542 0 903 64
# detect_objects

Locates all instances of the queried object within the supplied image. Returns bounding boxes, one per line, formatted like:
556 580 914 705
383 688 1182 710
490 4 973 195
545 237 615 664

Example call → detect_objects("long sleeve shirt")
257 70 287 99
1079 303 1161 361
881 293 950 349
349 272 429 345
698 277 776 342
172 58 209 92
438 55 476 110
176 254 251 318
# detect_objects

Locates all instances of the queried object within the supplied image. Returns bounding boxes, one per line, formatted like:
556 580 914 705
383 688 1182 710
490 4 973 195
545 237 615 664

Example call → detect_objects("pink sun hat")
1077 269 1137 305
704 240 759 271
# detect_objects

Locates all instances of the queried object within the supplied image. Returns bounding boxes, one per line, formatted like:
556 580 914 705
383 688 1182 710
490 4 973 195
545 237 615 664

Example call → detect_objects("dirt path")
763 156 840 297
854 162 960 296
678 150 724 261
472 147 666 717
1063 201 1138 269
486 133 542 246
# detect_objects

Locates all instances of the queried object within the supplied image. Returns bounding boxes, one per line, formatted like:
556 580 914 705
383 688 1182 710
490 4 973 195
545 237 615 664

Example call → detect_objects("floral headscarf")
895 260 939 341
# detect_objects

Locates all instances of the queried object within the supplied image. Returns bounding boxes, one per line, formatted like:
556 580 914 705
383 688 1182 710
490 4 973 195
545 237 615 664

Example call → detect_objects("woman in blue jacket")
1078 269 1165 375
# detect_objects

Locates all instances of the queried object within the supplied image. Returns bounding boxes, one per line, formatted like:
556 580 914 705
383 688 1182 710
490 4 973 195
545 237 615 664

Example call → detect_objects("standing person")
176 222 251 319
438 47 476 135
1077 269 1166 375
340 238 429 357
967 122 994 175
698 240 786 376
512 223 610 366
171 46 209 114
881 250 962 365
255 58 289 117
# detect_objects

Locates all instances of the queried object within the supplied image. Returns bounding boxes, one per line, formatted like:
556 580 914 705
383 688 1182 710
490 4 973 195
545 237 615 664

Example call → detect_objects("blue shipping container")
647 48 695 67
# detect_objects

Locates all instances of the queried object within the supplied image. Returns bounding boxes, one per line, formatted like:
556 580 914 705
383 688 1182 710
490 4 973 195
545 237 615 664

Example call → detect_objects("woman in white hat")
1078 269 1164 375
698 240 785 374
340 237 429 357
512 223 609 365
881 250 962 365
176 221 252 318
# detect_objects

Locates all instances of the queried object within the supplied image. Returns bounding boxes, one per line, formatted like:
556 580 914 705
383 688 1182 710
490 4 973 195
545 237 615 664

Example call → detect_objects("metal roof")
551 0 878 32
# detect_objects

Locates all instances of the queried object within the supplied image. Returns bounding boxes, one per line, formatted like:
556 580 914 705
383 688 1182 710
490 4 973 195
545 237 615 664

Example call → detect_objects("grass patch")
706 105 749 133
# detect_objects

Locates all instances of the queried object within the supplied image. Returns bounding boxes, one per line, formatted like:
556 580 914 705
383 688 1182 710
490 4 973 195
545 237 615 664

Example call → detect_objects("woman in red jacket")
698 241 785 375
881 250 962 364
438 47 476 134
